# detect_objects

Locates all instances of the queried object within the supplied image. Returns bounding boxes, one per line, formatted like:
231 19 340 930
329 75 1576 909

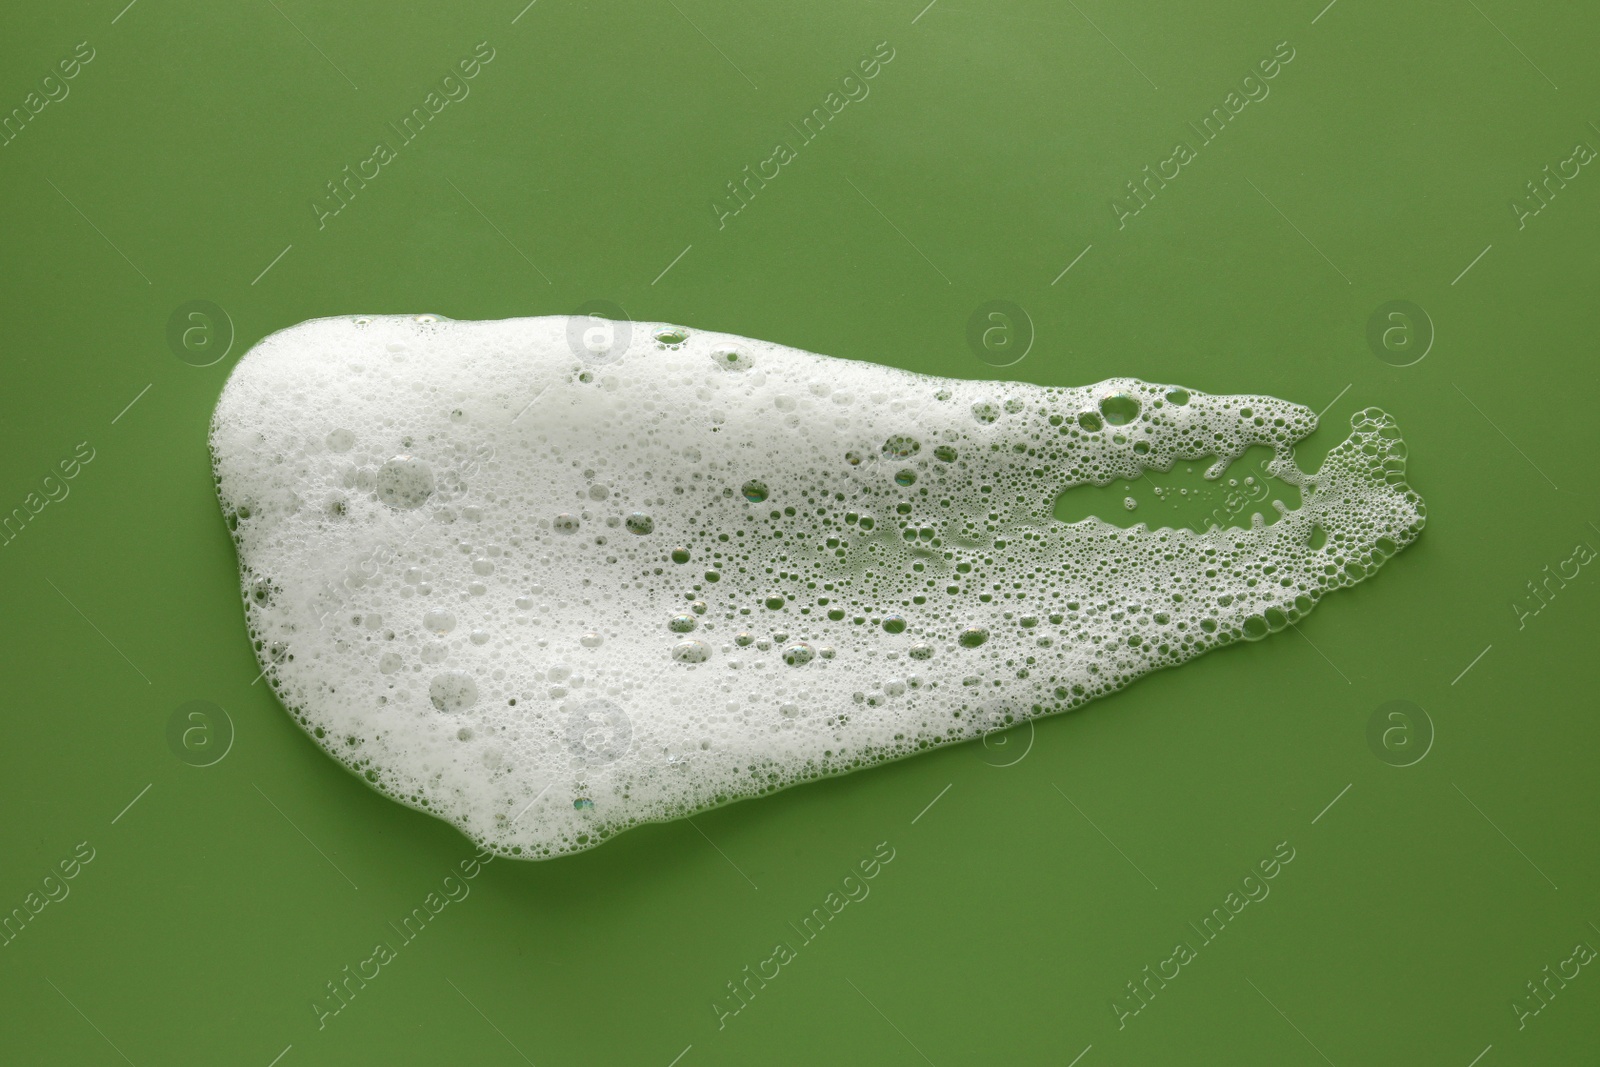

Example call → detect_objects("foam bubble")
211 315 1425 858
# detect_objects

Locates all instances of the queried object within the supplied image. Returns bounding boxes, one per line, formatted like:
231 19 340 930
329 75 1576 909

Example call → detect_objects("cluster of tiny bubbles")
209 315 1424 860
882 434 920 458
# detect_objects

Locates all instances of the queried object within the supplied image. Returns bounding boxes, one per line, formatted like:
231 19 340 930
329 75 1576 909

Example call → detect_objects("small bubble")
670 547 691 564
958 627 989 648
909 643 934 660
668 614 697 633
933 445 957 463
423 609 456 634
895 469 917 486
574 797 594 810
742 480 769 503
782 643 815 666
581 632 604 648
653 326 689 346
376 456 435 509
428 671 478 712
971 402 999 424
567 697 631 762
1123 497 1138 510
626 512 655 535
882 616 907 634
710 345 752 370
671 640 711 663
553 513 580 534
326 428 355 452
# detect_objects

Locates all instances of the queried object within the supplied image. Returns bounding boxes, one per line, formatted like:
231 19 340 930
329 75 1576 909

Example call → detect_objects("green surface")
3 1 1598 1063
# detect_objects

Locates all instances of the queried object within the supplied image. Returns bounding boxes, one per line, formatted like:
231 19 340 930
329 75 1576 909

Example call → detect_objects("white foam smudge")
211 314 1425 858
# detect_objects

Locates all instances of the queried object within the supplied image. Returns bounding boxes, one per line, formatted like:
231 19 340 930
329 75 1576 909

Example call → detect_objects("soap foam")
211 315 1424 858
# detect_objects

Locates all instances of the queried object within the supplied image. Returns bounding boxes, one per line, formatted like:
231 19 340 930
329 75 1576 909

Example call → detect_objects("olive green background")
3 0 1597 1063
